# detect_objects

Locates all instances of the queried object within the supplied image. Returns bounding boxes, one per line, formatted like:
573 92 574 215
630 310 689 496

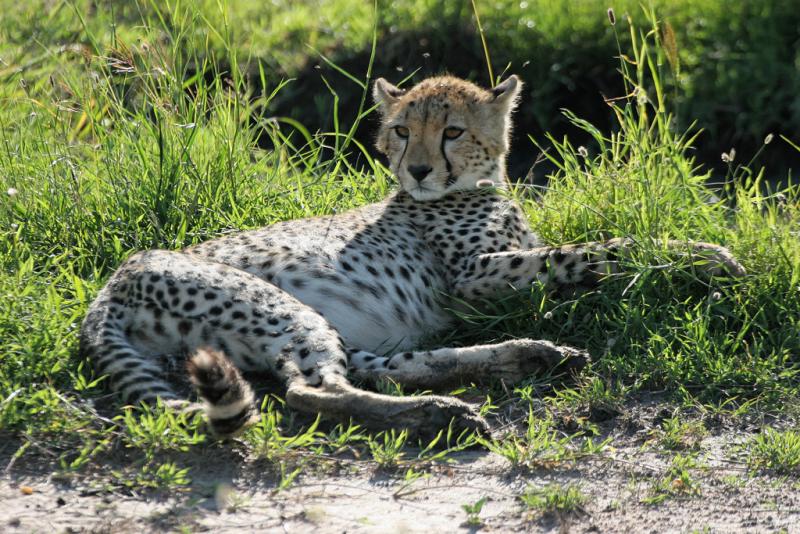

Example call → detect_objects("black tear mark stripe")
440 136 451 172
397 140 409 173
441 113 455 185
397 114 410 172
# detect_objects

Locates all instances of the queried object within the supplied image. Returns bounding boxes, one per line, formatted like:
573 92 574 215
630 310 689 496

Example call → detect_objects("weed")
643 454 701 505
519 484 587 517
58 439 112 473
215 483 250 512
111 461 192 491
461 496 488 526
363 425 479 478
744 428 800 475
277 461 304 491
325 420 368 455
393 466 430 497
721 474 746 489
547 377 627 424
117 401 205 460
244 398 324 462
367 429 409 470
651 415 708 451
481 410 609 469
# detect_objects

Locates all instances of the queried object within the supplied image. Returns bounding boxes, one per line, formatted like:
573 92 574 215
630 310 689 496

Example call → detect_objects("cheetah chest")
187 191 534 355
192 203 454 353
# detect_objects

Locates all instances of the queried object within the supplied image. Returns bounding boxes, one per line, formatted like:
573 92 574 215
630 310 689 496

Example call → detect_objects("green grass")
461 496 489 526
480 410 609 470
3 0 798 172
1 1 799 493
744 428 800 475
650 415 708 451
519 484 588 517
642 453 702 505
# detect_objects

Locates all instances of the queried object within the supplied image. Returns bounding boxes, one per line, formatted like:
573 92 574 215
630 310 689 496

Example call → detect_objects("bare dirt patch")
3 404 799 533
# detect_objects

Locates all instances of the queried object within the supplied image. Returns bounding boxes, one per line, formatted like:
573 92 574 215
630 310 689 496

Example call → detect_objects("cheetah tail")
187 347 259 436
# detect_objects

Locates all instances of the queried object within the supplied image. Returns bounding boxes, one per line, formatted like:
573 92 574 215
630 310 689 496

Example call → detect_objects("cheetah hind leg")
188 347 488 439
351 339 589 390
285 374 490 439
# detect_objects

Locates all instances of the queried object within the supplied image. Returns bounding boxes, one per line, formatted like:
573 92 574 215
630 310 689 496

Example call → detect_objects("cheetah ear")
373 78 405 113
490 75 522 115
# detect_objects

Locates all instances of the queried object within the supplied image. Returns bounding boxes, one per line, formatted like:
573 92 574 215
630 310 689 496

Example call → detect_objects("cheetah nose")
407 164 433 182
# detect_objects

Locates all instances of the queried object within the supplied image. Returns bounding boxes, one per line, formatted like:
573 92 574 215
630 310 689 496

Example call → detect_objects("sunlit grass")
745 428 800 475
519 484 588 517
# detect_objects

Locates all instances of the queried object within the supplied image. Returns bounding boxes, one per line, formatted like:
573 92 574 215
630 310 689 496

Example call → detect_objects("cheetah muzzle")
80 74 745 438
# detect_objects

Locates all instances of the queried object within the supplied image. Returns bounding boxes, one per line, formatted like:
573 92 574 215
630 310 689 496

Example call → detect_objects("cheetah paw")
494 339 589 383
387 396 490 439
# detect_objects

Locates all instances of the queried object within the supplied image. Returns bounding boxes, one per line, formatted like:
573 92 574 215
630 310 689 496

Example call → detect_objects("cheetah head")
373 75 521 201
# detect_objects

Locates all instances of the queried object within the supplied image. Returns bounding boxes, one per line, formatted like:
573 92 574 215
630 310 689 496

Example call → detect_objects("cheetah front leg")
350 339 588 390
363 238 743 389
451 238 746 300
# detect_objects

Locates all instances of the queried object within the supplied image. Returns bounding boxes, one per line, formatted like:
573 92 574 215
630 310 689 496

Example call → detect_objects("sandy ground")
2 404 800 533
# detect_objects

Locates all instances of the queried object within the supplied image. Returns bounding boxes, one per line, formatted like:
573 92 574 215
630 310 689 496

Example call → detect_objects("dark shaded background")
262 1 800 182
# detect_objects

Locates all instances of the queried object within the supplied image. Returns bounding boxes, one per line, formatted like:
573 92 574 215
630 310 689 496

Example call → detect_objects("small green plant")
394 466 430 497
58 439 111 473
111 461 192 491
373 377 407 397
117 401 206 460
417 424 480 461
643 453 701 505
277 460 304 491
148 462 192 488
652 415 708 451
461 496 488 526
365 424 477 474
547 377 627 425
215 483 250 512
325 420 368 454
519 484 587 517
244 398 324 462
367 429 409 470
745 428 800 475
481 410 608 469
721 474 747 488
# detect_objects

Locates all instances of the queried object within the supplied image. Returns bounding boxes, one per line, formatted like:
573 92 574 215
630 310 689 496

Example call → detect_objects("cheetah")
80 75 745 437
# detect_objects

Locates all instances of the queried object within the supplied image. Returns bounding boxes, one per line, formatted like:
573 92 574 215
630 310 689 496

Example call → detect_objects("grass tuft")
745 428 800 475
519 484 588 517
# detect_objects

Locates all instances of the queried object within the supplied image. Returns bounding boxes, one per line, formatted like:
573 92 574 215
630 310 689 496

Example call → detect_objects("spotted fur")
80 75 744 437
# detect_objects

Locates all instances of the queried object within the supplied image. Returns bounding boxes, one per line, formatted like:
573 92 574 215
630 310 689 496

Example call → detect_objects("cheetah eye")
443 127 464 140
393 126 410 139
